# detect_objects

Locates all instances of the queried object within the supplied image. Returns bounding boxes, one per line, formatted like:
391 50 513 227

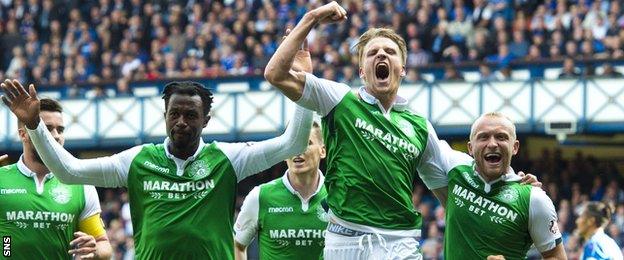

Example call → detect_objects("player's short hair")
469 112 517 140
162 81 214 117
17 98 63 129
354 28 408 66
584 201 613 228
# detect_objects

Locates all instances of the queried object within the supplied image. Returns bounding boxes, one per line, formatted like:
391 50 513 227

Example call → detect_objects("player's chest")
448 181 527 229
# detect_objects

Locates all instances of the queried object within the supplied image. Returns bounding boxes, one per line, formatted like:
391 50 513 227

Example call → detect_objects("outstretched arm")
1 79 137 187
264 1 347 101
218 105 313 181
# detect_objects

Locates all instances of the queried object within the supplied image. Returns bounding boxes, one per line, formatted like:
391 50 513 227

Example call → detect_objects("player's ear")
467 141 474 156
320 145 326 159
203 115 210 128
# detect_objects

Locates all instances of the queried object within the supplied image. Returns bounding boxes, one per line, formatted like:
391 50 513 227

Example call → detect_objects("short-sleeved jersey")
296 74 449 233
581 230 623 260
443 152 562 259
235 172 328 259
127 142 238 259
0 161 100 260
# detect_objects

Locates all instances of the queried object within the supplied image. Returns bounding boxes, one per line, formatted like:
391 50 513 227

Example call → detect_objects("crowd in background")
87 147 624 259
2 0 624 94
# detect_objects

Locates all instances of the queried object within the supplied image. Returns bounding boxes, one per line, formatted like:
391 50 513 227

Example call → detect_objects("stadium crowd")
1 0 624 93
86 147 624 259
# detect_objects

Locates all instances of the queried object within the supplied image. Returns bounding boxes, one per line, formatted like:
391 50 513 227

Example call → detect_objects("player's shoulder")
259 177 283 190
0 163 18 175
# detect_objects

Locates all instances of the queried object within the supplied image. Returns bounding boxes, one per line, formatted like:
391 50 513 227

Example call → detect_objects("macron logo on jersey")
143 161 170 174
268 207 294 213
0 189 27 195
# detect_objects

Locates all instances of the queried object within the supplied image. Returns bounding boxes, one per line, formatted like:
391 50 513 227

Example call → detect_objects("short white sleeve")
528 186 562 252
417 121 472 189
79 185 102 220
234 186 260 246
296 73 351 116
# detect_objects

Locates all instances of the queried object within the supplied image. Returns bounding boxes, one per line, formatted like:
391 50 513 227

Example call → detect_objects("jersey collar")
358 87 408 112
282 170 325 197
163 137 206 161
472 162 521 193
16 155 54 181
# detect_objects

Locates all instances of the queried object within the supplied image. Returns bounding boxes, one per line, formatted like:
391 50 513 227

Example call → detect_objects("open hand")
1 79 40 129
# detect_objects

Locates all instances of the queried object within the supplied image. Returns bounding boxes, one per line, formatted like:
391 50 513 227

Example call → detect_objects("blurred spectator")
494 66 513 81
601 64 624 77
559 57 581 78
443 64 465 81
509 30 529 58
478 63 495 81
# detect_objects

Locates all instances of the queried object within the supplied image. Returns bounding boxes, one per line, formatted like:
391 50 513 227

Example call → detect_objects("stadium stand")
1 0 624 259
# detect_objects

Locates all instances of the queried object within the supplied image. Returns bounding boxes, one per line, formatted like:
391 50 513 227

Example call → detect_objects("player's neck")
168 140 199 160
364 86 398 112
22 152 50 182
583 227 601 240
287 170 320 201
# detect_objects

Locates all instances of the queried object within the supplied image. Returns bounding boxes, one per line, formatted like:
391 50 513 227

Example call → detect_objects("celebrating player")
1 79 313 259
441 112 566 259
0 98 112 259
265 2 543 258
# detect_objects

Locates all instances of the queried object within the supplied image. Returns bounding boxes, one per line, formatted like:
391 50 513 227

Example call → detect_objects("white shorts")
323 230 422 260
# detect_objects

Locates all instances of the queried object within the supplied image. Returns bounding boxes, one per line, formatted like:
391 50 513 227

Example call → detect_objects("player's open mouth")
484 153 502 164
375 63 390 80
293 157 305 164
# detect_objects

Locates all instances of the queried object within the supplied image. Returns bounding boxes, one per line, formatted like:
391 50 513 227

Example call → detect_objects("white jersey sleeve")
528 186 562 253
79 185 102 220
234 186 260 246
417 121 472 189
296 73 351 116
27 120 142 187
217 105 313 181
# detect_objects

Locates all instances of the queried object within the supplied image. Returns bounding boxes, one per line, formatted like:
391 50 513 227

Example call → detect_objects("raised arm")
264 1 346 101
1 79 137 187
218 104 314 181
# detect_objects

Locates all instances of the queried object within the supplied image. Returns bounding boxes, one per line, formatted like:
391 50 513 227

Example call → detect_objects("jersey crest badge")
397 118 415 137
188 160 210 179
50 185 71 204
496 187 519 203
